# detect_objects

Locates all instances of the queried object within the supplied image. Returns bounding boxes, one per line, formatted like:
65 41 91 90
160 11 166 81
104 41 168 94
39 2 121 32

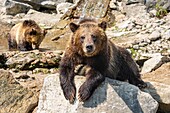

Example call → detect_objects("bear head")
69 19 107 57
23 20 47 49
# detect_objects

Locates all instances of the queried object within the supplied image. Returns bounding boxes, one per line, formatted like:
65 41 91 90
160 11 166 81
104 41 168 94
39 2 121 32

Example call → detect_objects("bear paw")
63 84 76 104
78 84 92 102
137 82 147 89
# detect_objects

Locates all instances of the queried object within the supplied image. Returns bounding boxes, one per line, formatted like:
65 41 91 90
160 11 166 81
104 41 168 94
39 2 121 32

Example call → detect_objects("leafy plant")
129 48 137 58
155 1 167 18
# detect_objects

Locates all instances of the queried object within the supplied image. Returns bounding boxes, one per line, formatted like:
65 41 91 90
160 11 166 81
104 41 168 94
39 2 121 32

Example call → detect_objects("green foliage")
155 2 167 18
129 48 137 58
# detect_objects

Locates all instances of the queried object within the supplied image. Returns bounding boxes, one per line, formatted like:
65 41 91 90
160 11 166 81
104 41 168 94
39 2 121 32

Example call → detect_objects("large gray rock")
141 55 169 74
3 0 66 15
37 75 158 113
61 0 111 19
3 0 32 15
0 69 38 113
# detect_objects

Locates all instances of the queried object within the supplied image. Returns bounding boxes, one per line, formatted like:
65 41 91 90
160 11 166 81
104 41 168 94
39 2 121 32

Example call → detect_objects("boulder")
141 55 169 74
0 69 38 113
37 74 158 113
3 0 32 15
61 0 111 19
3 0 65 15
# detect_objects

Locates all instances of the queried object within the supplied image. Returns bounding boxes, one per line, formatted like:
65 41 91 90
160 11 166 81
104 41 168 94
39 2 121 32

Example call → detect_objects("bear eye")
91 35 97 42
80 36 85 43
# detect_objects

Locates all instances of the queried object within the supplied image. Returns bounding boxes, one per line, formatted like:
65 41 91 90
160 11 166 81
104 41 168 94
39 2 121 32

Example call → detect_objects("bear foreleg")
59 66 76 104
78 68 105 102
18 41 33 51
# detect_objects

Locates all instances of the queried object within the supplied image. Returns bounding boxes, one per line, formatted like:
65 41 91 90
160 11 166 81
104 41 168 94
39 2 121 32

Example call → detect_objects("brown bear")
59 18 146 104
8 20 47 51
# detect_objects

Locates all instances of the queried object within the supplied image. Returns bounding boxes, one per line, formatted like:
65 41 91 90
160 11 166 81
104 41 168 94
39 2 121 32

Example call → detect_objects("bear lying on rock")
8 20 47 51
59 18 147 104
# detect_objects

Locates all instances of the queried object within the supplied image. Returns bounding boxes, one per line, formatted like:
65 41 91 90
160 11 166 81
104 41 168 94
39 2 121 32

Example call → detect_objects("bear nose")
86 45 93 52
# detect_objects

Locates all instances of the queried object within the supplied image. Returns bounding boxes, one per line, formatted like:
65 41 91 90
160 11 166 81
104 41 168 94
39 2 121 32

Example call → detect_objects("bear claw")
78 84 91 102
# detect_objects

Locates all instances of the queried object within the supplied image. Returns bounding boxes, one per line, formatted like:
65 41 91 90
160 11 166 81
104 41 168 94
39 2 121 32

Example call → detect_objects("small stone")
162 30 170 40
136 25 142 29
149 30 161 41
149 9 157 17
133 45 139 50
139 42 148 47
146 23 152 29
110 0 117 9
117 20 131 29
41 1 56 9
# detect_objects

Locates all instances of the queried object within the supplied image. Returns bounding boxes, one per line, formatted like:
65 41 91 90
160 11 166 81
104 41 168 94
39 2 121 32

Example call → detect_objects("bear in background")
8 20 47 51
59 18 147 104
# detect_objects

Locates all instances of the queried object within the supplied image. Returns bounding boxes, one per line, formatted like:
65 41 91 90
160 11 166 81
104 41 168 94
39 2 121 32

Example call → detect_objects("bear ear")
69 22 80 32
23 20 30 27
43 29 47 36
98 21 107 31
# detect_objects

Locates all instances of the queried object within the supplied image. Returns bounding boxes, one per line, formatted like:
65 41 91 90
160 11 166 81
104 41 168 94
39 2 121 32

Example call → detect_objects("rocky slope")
0 0 170 113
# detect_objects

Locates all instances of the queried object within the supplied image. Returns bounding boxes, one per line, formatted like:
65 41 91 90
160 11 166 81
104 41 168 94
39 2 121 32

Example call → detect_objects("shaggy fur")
59 19 146 103
8 20 47 51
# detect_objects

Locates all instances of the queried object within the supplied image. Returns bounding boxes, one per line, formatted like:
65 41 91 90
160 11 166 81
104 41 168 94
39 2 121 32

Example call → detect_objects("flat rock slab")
37 74 158 113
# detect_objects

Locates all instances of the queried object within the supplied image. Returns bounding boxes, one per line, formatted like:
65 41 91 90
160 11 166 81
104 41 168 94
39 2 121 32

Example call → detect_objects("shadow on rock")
142 82 164 113
82 81 107 108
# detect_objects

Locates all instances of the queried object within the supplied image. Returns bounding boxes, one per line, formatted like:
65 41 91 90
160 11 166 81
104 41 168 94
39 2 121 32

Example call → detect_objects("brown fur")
59 19 146 103
8 20 47 51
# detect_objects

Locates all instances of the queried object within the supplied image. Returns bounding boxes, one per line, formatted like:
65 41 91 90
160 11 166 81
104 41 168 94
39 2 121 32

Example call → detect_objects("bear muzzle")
82 44 97 57
86 44 94 53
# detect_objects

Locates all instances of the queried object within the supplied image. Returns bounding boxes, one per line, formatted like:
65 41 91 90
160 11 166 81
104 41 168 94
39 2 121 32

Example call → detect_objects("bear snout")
86 44 94 53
